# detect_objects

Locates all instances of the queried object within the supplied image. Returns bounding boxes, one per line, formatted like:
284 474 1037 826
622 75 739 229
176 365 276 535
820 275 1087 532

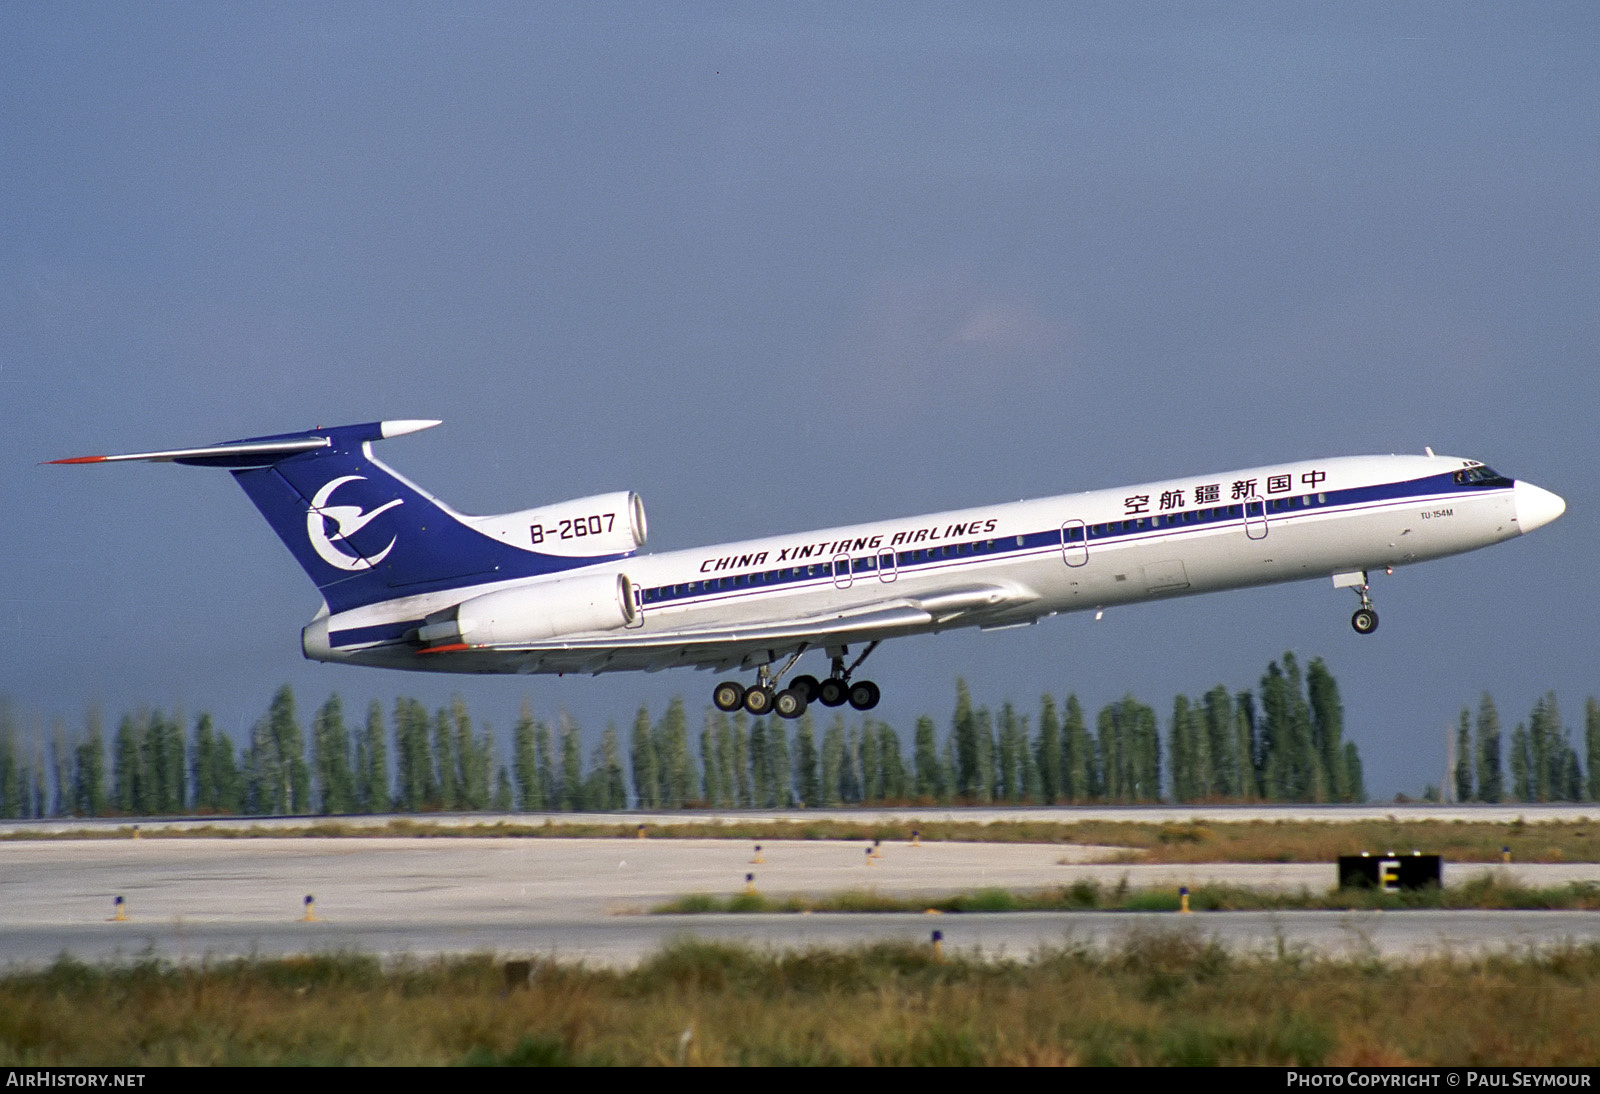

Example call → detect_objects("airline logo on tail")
306 476 402 571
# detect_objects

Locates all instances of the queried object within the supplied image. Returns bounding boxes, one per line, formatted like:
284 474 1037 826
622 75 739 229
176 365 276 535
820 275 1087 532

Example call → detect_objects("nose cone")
1514 480 1566 534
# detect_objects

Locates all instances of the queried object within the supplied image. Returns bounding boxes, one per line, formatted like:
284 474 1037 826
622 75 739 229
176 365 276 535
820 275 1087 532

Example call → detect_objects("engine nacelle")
421 571 638 646
464 491 647 559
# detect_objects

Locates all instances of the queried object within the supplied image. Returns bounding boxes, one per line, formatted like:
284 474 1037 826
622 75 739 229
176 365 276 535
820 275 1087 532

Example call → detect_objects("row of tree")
1451 693 1600 803
0 652 1377 818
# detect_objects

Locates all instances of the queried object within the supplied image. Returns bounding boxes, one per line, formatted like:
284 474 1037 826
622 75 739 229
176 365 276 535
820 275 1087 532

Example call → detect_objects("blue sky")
4 3 1595 797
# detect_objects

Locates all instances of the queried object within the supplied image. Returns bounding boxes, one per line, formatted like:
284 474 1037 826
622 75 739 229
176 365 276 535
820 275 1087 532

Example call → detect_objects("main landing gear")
711 642 883 719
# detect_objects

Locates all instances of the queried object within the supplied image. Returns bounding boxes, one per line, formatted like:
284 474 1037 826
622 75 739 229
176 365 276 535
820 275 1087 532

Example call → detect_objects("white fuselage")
304 452 1553 677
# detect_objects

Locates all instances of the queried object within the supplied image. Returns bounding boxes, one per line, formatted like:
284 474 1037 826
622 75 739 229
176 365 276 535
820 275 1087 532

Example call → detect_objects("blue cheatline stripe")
636 471 1506 610
329 620 419 648
330 471 1509 649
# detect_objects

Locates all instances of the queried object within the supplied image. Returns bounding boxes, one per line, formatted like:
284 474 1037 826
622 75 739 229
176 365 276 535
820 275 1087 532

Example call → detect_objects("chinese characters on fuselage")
1125 469 1328 517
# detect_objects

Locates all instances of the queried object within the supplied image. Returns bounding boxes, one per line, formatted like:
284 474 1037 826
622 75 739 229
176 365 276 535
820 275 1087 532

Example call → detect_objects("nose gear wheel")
1349 581 1379 635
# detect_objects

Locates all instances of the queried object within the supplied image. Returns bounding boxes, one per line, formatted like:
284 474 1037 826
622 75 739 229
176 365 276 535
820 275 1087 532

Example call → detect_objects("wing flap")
407 581 1041 675
425 581 1039 659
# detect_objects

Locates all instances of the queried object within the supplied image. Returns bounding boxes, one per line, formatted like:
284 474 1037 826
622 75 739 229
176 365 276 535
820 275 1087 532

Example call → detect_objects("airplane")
52 420 1565 720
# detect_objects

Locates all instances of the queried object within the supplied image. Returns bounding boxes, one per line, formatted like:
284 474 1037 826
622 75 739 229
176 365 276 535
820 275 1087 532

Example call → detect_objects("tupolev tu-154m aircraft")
53 420 1565 720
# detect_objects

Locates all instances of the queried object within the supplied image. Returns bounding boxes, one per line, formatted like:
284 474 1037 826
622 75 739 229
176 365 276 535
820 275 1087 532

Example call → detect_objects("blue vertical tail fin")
52 420 634 613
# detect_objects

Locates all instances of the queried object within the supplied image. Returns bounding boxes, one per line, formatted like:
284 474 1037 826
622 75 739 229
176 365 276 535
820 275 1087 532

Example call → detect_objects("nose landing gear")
1350 575 1380 634
1336 571 1379 635
1331 572 1382 633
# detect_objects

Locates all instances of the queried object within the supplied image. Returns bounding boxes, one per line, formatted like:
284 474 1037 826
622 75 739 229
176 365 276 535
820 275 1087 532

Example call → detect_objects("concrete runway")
4 835 1600 968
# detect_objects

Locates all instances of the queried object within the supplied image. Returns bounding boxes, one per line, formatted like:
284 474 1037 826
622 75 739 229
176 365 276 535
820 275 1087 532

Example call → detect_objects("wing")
415 582 1041 675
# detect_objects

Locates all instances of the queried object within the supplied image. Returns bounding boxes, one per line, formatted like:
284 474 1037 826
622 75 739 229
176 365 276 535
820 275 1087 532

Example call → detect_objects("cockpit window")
1454 466 1513 487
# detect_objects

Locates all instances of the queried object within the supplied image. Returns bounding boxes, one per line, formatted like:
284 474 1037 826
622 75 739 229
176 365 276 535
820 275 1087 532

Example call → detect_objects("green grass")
6 938 1600 1064
654 876 1600 915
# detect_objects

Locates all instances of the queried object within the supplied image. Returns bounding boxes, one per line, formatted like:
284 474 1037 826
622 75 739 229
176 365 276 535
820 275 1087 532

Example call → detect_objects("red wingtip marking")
45 456 109 464
418 643 471 655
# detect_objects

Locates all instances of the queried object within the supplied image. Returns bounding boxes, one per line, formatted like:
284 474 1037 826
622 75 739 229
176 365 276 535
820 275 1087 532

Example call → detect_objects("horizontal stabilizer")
47 420 440 469
44 418 619 614
47 437 331 466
